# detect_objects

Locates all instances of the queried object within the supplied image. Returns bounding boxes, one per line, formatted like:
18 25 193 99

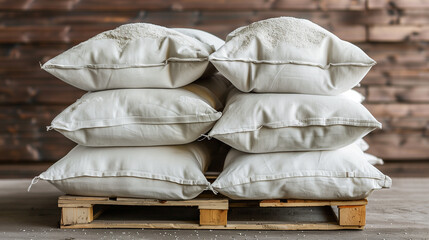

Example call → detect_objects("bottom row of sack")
30 141 391 200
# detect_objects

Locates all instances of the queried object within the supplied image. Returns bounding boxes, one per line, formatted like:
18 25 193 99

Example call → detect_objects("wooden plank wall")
1 0 428 164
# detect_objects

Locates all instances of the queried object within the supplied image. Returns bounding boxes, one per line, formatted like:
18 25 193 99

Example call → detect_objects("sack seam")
212 171 389 189
39 171 210 186
209 56 376 69
42 57 209 69
51 113 222 131
209 118 381 136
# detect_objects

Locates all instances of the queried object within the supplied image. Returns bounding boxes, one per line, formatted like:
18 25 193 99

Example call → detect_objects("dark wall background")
1 0 429 168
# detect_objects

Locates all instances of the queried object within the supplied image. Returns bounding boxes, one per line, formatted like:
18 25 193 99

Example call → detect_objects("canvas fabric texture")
42 23 214 91
49 85 222 146
212 144 391 200
34 143 213 200
209 17 376 95
209 89 381 153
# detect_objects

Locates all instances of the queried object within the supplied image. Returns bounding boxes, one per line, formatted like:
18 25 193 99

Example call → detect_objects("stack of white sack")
29 24 231 200
206 17 391 200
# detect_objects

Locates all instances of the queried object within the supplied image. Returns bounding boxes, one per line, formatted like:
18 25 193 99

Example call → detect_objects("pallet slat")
260 199 368 207
58 196 229 210
60 221 364 230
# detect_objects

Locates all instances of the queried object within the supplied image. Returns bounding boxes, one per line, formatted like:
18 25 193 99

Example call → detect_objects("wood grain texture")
199 209 228 226
0 0 368 11
57 194 367 229
61 207 93 225
369 25 429 42
364 132 429 160
0 0 428 162
59 221 364 230
338 206 366 226
367 86 429 102
260 199 368 207
58 195 229 210
368 0 429 9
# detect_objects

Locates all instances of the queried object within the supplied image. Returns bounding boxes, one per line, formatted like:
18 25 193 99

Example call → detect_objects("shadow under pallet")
58 194 367 230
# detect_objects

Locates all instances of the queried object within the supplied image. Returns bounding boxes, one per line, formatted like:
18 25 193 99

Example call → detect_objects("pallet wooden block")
260 199 367 228
58 195 367 230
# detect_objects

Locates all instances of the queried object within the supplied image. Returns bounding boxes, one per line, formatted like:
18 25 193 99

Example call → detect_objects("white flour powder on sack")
210 16 376 94
91 23 205 49
227 17 328 51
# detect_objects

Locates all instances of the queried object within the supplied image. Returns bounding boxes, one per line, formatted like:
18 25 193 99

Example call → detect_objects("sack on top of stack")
48 74 231 147
212 144 391 200
209 17 375 95
208 88 381 153
41 23 218 91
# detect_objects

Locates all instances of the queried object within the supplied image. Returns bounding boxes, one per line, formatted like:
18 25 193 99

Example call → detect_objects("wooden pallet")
58 195 367 230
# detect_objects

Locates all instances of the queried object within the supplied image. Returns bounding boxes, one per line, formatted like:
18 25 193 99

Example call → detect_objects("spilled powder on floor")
227 17 328 52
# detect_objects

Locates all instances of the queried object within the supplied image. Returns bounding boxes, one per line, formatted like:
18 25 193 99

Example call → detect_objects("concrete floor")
1 178 428 240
